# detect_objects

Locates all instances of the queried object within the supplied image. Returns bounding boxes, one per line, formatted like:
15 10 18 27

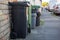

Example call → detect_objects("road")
25 9 60 40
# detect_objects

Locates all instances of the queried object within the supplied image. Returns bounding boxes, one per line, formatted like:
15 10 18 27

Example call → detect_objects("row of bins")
9 1 40 39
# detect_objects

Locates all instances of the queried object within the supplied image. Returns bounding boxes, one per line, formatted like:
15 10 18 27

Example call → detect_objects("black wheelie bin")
9 2 30 39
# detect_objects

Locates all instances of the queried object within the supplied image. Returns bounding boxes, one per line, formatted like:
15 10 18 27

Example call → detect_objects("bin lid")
32 5 40 9
9 1 30 7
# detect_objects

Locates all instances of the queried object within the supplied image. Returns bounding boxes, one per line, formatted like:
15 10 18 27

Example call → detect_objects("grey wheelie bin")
31 8 37 29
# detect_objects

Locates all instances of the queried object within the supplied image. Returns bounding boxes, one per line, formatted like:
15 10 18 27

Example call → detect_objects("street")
25 9 60 40
1 0 60 40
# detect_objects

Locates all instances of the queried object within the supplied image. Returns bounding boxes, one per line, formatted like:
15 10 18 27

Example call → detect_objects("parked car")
53 3 60 15
46 6 55 12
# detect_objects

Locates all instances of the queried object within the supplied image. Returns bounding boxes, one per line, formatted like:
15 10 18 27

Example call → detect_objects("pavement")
21 9 60 40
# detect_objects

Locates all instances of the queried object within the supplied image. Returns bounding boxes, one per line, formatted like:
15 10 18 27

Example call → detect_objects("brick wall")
0 0 10 40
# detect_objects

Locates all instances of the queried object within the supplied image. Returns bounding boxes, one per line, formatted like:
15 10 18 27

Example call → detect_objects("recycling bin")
9 2 30 39
28 6 32 33
31 8 37 29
